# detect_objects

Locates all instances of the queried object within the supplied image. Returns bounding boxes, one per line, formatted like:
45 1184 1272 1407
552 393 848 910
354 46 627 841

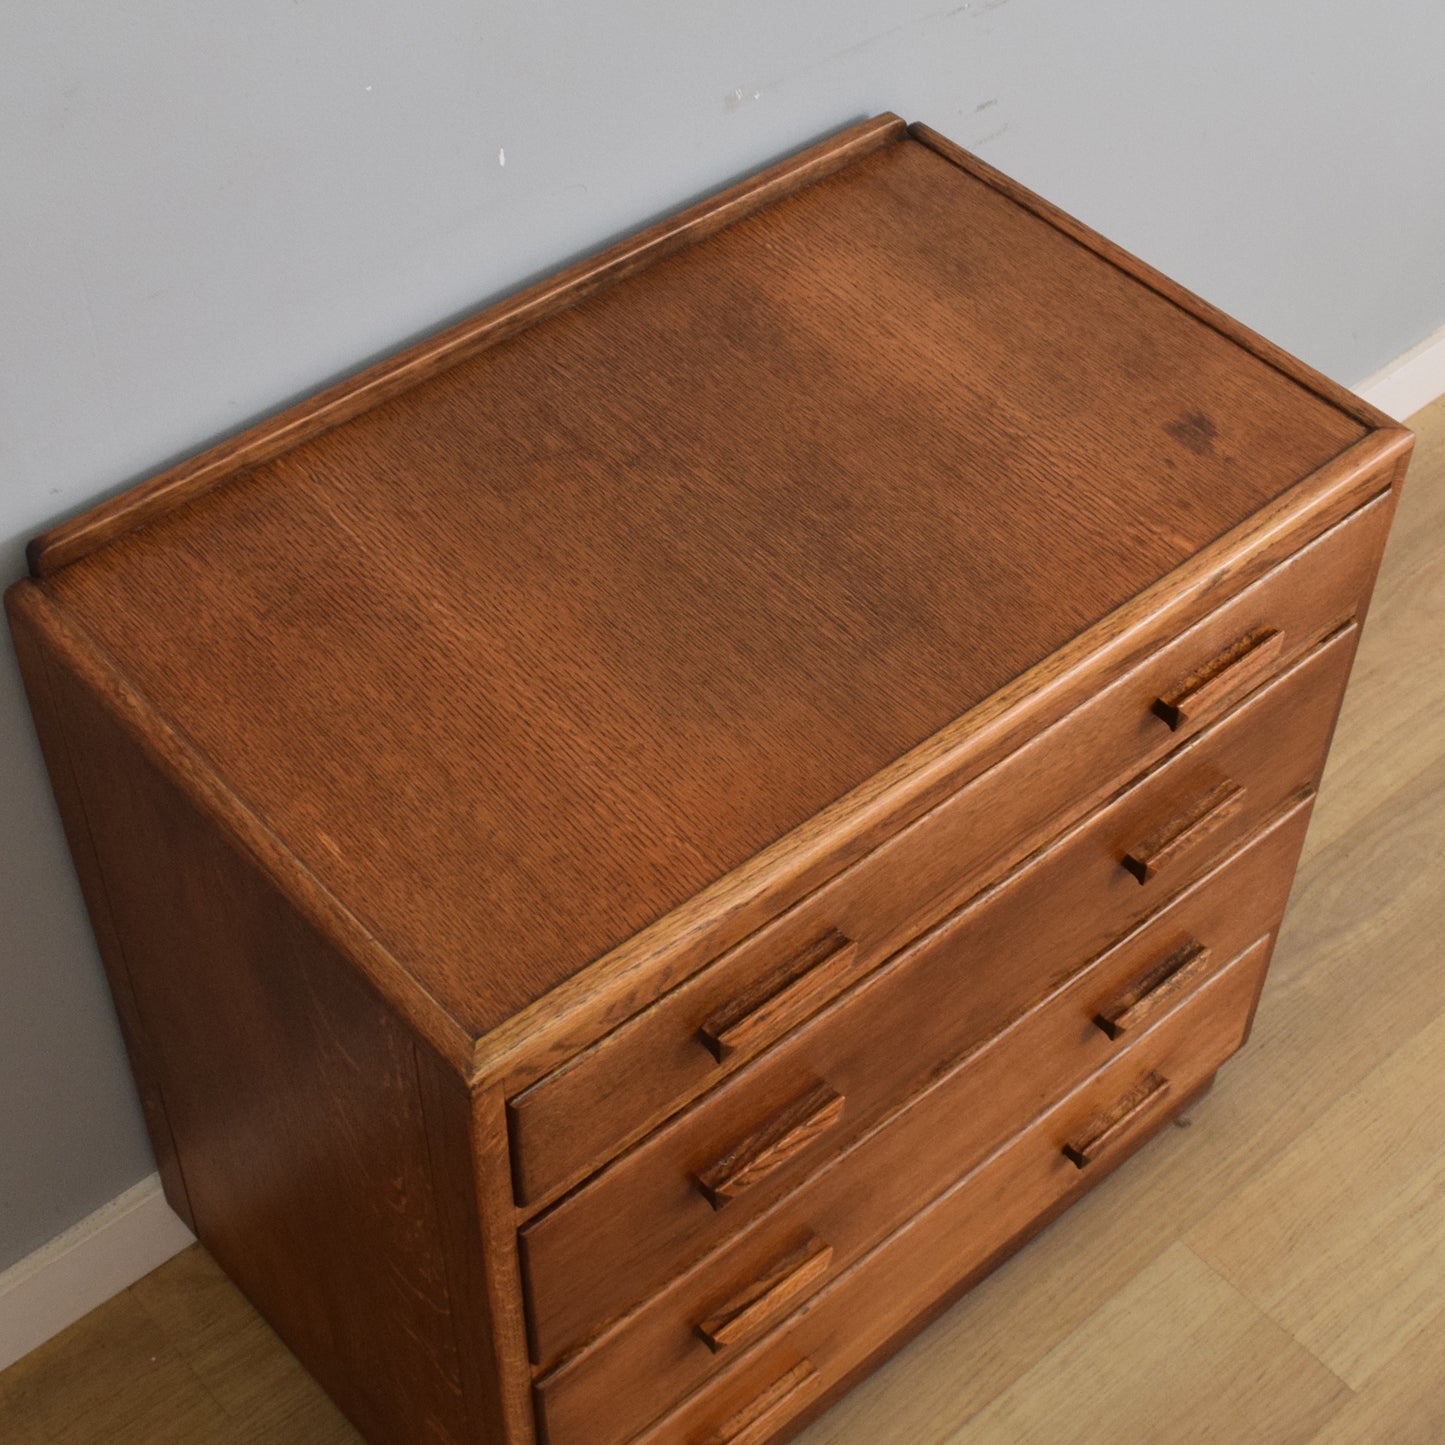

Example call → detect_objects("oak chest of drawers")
8 113 1413 1444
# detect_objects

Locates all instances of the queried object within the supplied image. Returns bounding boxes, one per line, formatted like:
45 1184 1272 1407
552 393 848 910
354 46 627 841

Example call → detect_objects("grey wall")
4 0 1443 1272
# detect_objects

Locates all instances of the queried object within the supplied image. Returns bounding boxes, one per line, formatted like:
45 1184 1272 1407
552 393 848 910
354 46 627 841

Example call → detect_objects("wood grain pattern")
27 115 908 577
1094 940 1214 1040
474 426 1402 1095
476 427 1402 1094
771 1078 1229 1445
907 121 1400 435
633 938 1271 1444
124 1246 360 1444
36 106 1371 586
948 1244 1348 1445
6 395 1437 1445
786 409 1439 1445
37 133 1380 1058
696 1086 849 1211
1308 1305 1445 1445
1189 1002 1445 1387
521 625 1354 1371
702 1362 822 1445
18 602 474 1445
531 808 1312 1445
414 1067 536 1445
5 578 476 1074
509 489 1391 1207
1120 778 1246 884
4 118 1416 1445
1061 1072 1172 1168
695 1239 835 1354
0 1280 250 1445
698 933 860 1065
1152 625 1285 730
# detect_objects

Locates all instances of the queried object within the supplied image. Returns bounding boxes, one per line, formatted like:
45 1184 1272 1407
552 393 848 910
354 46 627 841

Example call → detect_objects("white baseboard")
2 324 1443 1382
1355 321 1445 421
0 1174 193 1372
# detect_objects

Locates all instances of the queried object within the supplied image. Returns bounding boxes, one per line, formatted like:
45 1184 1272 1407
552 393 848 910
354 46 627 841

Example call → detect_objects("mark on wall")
829 24 903 63
724 86 762 113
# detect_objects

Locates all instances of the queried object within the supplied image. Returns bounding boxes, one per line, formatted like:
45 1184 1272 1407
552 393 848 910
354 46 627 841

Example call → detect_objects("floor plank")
128 1247 358 1443
0 1286 241 1445
0 1371 52 1445
1189 1001 1445 1389
1308 1302 1445 1445
942 1245 1349 1445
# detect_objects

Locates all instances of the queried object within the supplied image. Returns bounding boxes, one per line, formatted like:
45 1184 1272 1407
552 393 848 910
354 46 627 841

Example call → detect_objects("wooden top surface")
40 125 1367 1040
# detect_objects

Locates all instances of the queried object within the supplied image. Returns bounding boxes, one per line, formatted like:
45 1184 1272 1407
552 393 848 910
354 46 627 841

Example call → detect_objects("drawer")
508 491 1390 1207
519 621 1356 1366
633 932 1274 1445
533 798 1310 1445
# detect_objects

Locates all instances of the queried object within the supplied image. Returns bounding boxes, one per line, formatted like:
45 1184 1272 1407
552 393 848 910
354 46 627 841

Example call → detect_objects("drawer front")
633 933 1273 1445
509 492 1389 1207
534 800 1310 1445
520 622 1356 1366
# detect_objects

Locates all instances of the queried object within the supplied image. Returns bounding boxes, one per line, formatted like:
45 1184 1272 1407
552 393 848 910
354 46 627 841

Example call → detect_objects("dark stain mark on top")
1166 410 1218 456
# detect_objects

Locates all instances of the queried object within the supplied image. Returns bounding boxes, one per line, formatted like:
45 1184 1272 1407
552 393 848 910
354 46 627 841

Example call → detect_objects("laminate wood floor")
4 395 1442 1445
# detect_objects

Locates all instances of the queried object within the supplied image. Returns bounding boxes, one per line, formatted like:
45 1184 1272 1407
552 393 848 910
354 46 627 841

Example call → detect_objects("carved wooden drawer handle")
699 931 859 1063
1063 1072 1172 1168
695 1237 834 1353
696 1083 845 1209
701 1361 822 1445
1152 625 1284 730
1094 940 1213 1040
1121 780 1244 884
